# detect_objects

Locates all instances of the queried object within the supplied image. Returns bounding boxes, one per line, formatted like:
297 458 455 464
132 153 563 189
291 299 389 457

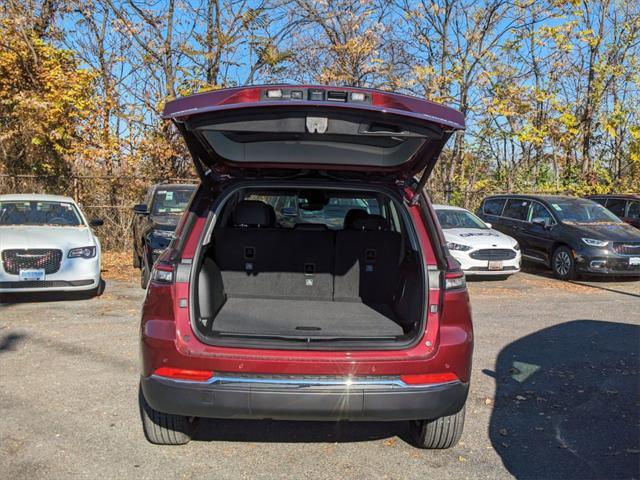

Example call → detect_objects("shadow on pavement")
194 418 412 444
485 320 639 479
0 332 27 353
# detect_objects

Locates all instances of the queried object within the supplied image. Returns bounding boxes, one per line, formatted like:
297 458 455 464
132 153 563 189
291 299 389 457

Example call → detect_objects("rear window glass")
483 198 506 216
605 198 626 217
503 199 531 221
627 201 640 219
245 193 381 229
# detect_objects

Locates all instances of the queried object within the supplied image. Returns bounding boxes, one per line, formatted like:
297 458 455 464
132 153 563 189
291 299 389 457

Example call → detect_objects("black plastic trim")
141 375 469 421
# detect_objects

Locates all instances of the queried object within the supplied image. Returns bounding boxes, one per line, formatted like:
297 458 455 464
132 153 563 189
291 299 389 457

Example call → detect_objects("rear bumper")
140 374 469 421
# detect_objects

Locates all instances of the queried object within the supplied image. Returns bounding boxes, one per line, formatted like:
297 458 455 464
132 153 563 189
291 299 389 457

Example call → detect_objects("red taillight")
444 270 466 290
153 367 213 382
400 372 459 385
150 262 174 284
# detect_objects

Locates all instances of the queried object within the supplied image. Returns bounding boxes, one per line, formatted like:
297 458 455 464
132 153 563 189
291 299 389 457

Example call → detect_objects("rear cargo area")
213 298 403 338
194 188 425 345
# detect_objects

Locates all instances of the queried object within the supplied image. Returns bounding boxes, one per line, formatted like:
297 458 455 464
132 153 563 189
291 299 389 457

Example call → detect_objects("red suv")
138 86 473 449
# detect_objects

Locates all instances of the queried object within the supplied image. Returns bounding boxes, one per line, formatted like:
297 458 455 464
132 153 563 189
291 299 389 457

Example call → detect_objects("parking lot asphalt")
1 269 638 480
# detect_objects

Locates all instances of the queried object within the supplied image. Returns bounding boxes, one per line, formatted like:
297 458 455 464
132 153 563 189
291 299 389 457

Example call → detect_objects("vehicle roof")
0 193 76 203
483 194 590 203
162 84 465 130
433 204 469 211
586 193 639 200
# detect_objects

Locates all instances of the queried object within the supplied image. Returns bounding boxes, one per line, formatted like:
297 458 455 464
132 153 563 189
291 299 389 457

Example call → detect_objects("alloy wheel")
554 251 571 277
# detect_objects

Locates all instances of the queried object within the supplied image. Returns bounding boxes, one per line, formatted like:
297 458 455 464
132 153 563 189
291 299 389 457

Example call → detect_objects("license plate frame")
488 260 503 271
629 257 640 266
19 269 46 281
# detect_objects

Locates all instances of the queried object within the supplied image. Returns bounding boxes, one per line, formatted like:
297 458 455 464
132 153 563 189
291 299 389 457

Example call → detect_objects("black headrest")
351 214 389 231
343 209 368 229
294 223 328 231
232 200 275 227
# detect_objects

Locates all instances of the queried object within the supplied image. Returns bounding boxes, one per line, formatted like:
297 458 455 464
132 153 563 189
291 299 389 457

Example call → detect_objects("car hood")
444 228 517 248
0 226 96 251
563 222 640 242
163 85 465 183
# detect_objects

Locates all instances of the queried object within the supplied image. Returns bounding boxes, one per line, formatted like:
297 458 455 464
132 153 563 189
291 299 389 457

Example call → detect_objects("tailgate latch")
306 117 328 134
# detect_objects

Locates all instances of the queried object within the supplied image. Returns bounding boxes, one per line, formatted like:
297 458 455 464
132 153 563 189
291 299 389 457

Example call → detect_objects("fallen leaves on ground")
102 250 138 282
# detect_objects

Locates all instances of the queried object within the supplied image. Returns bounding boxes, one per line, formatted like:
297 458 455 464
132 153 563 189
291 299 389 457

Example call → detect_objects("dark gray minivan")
477 195 640 280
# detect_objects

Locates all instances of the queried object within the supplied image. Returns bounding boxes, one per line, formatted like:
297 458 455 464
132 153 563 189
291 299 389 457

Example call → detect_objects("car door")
499 198 532 252
520 201 557 263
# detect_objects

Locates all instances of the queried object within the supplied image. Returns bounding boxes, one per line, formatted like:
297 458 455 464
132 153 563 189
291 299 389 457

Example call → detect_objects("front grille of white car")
469 249 517 260
1 249 63 275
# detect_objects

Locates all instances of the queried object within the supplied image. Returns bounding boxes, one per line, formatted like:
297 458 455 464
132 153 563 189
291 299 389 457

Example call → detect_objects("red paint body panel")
162 85 465 130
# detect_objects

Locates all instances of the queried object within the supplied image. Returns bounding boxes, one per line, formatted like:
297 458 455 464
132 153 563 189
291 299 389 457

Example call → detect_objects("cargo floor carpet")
212 297 403 337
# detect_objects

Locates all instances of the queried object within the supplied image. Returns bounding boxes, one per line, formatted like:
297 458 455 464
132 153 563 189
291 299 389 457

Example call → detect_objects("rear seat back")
334 212 402 303
213 202 334 300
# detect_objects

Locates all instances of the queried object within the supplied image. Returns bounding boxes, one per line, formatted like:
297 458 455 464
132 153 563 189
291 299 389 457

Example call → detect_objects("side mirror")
484 222 492 229
280 207 297 217
133 204 149 215
532 217 550 228
89 218 104 227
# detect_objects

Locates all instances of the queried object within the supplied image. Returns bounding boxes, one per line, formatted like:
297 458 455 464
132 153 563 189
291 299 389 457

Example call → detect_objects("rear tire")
552 246 577 280
409 405 465 449
139 386 196 445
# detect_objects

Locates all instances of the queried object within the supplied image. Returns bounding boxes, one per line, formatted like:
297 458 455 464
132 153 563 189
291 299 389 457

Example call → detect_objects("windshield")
550 201 623 224
0 201 83 226
436 209 488 229
152 188 195 214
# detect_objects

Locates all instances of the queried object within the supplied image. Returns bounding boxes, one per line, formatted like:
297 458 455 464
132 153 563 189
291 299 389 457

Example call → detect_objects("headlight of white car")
68 246 97 258
513 243 520 251
447 242 472 252
581 238 609 247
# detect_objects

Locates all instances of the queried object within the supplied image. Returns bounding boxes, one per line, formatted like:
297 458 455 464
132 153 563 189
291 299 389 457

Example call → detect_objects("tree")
0 7 96 188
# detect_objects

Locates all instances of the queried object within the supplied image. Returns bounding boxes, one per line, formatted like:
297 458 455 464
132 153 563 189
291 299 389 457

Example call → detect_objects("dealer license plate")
19 269 45 281
629 257 640 266
488 261 503 271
